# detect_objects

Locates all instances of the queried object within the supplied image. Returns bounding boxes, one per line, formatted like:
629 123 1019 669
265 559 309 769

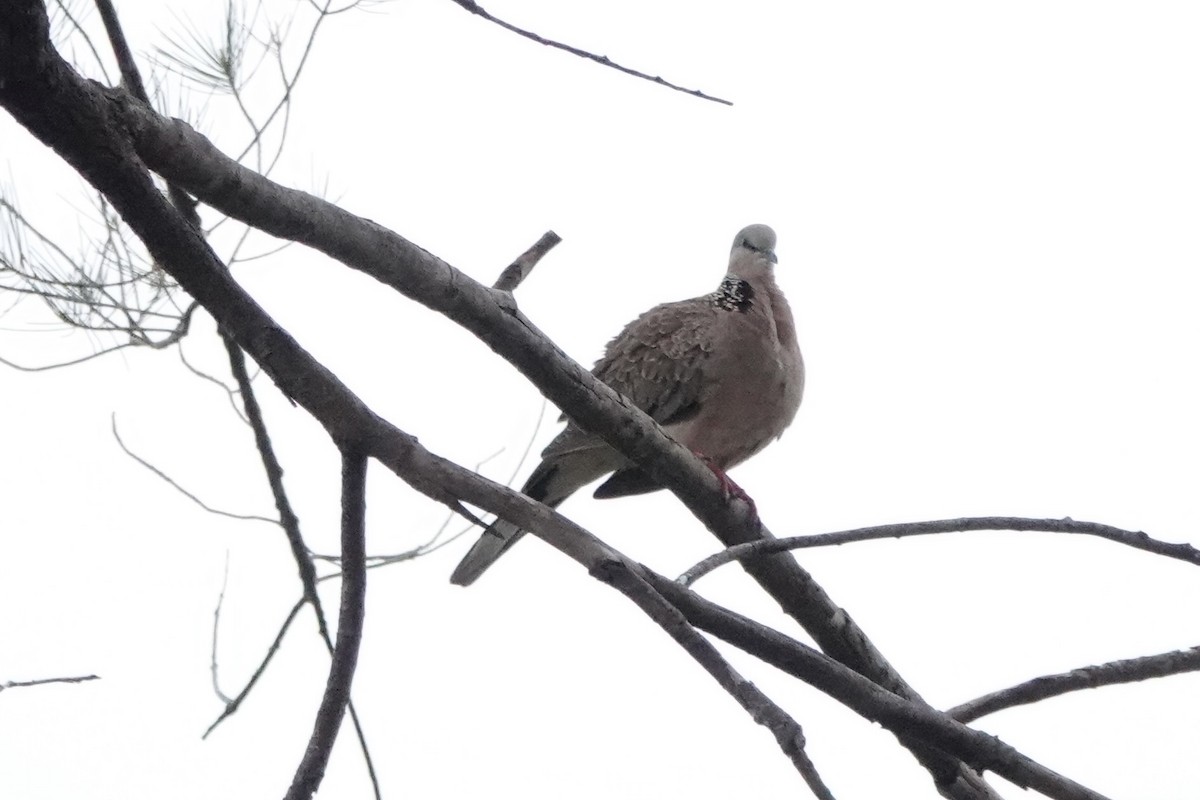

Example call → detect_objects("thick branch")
593 559 834 799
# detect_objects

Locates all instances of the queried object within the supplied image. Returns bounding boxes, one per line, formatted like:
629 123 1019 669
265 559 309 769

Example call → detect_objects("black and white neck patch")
712 276 754 312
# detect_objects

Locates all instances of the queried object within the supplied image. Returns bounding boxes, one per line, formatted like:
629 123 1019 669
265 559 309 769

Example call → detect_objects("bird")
450 224 804 586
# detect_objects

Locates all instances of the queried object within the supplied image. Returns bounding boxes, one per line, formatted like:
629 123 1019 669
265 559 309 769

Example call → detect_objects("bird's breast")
669 308 804 469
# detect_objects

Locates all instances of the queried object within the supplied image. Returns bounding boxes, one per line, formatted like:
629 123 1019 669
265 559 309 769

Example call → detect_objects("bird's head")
728 224 778 280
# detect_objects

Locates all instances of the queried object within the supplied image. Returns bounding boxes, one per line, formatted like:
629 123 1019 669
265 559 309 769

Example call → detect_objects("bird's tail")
449 443 623 586
449 518 525 587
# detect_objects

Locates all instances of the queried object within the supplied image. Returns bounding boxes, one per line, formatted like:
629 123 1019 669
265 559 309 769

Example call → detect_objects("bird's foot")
696 453 757 517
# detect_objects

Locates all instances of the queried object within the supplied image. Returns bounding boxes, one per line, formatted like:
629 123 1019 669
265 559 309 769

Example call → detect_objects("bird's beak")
767 250 778 264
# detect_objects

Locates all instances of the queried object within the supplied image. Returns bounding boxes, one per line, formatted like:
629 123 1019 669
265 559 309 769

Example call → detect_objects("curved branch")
678 517 1200 586
0 342 139 371
283 448 368 800
947 645 1200 724
112 414 280 524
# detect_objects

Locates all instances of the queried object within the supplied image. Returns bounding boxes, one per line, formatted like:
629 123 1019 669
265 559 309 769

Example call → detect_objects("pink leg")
696 453 757 517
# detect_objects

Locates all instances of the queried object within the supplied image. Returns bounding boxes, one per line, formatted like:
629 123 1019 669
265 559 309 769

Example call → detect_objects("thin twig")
492 230 560 292
204 598 306 738
0 342 139 371
283 448 368 800
111 414 280 524
209 551 234 705
447 0 732 106
947 645 1200 724
178 341 250 424
49 0 112 83
222 338 323 611
1 674 100 692
679 516 1200 587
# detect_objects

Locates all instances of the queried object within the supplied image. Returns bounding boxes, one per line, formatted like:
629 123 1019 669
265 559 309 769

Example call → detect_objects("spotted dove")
450 224 804 586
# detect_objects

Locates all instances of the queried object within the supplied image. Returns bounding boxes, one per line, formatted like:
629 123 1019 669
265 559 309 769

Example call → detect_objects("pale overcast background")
2 2 1199 798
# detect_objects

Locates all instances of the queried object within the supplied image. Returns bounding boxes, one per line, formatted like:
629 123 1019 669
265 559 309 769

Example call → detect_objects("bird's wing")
544 297 716 498
543 295 716 458
596 296 717 425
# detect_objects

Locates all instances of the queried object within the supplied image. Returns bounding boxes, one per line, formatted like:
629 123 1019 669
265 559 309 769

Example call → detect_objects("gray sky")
3 2 1199 798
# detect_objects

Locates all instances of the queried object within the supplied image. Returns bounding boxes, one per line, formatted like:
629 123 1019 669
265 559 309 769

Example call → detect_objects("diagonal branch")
595 559 836 800
222 339 323 614
641 572 1112 800
95 0 199 225
447 0 732 106
492 230 560 292
112 414 280 524
204 598 306 739
947 645 1200 724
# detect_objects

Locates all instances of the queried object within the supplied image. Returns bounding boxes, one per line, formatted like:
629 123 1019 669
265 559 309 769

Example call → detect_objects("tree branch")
492 230 560 292
111 414 280 524
640 572 1112 800
1 674 100 691
204 598 306 739
447 0 732 106
94 0 198 225
947 645 1200 724
678 516 1200 586
0 13 993 796
219 337 382 797
594 559 836 800
283 448 368 800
